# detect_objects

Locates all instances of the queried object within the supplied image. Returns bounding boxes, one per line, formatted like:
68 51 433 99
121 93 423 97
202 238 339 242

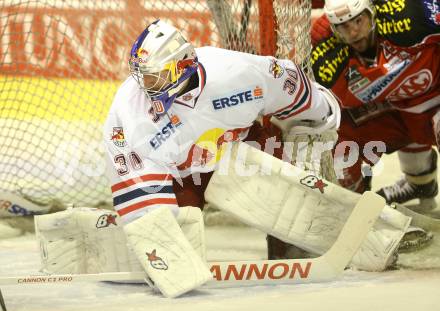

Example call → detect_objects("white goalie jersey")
104 46 340 224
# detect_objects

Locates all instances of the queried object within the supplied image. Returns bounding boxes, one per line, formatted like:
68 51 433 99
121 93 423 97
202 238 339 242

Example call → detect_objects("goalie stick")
0 192 384 307
0 289 6 311
393 203 440 232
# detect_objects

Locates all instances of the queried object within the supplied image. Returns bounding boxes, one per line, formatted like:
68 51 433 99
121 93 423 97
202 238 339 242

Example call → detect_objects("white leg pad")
124 207 211 298
35 206 207 279
35 209 85 274
177 206 207 262
35 208 141 274
206 142 411 271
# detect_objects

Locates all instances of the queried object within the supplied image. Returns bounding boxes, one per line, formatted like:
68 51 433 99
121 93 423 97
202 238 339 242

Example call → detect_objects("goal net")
0 0 314 210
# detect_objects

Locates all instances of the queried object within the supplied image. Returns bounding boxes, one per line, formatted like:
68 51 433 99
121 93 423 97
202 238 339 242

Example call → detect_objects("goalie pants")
335 107 440 193
172 121 284 208
172 120 289 259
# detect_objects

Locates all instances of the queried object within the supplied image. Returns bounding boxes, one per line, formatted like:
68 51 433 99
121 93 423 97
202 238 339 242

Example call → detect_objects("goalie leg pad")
206 142 410 271
123 207 211 298
35 208 141 274
35 206 207 278
176 206 207 262
35 209 86 274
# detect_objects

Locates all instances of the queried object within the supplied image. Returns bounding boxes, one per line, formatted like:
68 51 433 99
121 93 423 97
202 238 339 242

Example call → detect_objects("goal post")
0 0 316 210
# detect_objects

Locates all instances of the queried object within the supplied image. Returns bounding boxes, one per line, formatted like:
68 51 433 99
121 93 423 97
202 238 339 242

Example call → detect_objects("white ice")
1 153 440 311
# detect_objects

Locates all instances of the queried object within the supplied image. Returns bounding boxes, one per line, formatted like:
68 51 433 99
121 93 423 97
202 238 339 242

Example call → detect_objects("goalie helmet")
324 0 375 25
129 20 198 119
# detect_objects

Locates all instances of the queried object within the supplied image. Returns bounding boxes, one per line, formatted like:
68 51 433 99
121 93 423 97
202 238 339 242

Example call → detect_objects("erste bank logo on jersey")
212 86 264 110
149 115 182 150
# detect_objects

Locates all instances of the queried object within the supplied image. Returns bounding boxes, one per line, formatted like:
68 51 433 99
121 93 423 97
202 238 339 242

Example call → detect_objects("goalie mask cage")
0 0 312 208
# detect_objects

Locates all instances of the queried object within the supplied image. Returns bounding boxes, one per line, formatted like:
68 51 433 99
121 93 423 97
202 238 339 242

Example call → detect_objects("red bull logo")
177 127 248 171
111 127 126 147
184 144 215 167
136 47 149 59
176 58 196 71
269 59 284 78
130 48 149 65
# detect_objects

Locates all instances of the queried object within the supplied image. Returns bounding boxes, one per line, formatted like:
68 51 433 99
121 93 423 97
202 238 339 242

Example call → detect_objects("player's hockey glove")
311 15 332 47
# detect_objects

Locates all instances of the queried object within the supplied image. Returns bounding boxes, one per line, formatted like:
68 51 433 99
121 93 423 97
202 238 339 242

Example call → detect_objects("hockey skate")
377 151 438 212
377 177 438 211
267 235 316 260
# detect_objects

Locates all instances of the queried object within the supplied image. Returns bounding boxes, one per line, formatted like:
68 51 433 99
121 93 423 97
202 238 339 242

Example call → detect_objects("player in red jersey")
311 0 440 208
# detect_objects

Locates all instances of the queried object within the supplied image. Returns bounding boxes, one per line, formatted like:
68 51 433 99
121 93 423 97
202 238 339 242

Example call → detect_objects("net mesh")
0 0 312 208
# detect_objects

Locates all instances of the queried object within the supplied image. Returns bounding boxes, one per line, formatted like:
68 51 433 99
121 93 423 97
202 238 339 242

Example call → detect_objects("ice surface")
1 154 440 311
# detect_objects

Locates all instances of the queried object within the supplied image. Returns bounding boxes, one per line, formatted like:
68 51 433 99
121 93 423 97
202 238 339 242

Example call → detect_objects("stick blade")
324 191 385 272
0 288 7 311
